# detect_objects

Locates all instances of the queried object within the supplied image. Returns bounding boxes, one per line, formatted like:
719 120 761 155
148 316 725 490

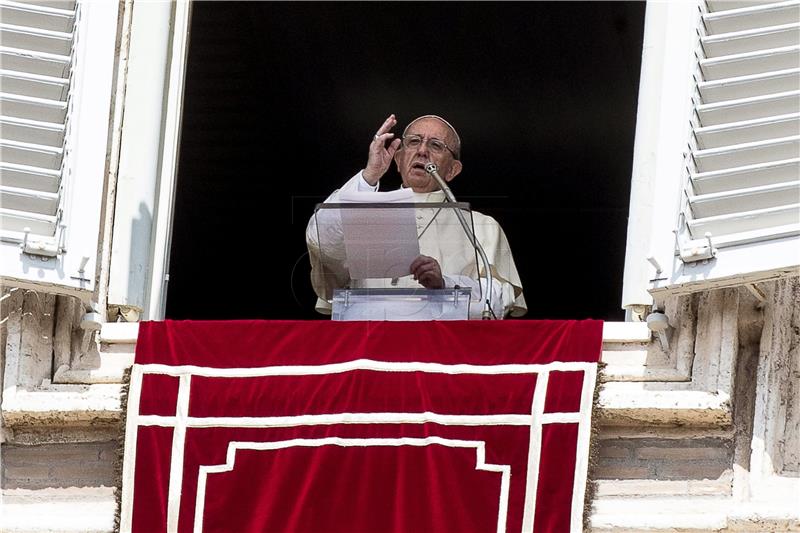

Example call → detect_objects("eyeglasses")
401 134 459 159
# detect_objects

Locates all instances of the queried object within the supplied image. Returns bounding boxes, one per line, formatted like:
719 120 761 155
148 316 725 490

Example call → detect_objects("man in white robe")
307 114 527 318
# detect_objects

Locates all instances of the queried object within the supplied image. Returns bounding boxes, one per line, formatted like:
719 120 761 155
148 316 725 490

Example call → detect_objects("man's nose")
415 141 429 156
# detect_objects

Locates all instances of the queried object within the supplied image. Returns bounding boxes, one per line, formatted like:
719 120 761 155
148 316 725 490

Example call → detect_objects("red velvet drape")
127 320 602 533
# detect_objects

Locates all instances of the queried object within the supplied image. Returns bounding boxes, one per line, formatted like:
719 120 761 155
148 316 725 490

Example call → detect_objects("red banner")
120 320 602 533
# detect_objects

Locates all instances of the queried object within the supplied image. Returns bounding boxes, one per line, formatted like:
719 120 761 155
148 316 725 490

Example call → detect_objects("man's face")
394 118 463 193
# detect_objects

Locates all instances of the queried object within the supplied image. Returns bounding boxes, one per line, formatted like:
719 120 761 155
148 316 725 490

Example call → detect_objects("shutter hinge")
20 225 66 259
679 232 717 263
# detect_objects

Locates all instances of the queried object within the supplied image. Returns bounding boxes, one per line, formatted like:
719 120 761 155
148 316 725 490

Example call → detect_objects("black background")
166 2 646 320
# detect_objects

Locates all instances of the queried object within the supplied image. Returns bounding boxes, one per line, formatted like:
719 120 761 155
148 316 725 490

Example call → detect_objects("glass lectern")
309 201 485 321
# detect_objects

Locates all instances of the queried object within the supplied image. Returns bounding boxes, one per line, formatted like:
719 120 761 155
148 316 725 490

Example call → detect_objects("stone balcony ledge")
3 321 731 431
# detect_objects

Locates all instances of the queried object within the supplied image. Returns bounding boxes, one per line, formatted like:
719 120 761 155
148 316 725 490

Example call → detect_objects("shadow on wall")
109 202 153 322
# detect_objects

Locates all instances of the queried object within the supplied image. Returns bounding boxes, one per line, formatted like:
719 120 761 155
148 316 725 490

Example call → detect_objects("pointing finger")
376 114 397 136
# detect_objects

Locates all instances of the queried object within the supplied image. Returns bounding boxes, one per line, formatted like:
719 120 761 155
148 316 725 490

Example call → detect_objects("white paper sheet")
338 188 420 279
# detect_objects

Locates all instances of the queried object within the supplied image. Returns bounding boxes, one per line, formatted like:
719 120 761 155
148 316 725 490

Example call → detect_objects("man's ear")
445 160 463 182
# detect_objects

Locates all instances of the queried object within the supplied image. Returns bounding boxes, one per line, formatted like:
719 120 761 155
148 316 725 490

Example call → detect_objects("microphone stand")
425 163 495 320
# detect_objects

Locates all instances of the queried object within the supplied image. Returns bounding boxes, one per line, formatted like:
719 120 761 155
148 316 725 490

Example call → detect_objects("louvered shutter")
622 1 799 308
0 0 72 243
0 0 118 298
684 0 799 250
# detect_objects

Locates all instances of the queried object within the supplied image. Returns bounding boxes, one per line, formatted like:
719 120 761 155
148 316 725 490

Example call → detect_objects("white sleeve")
306 171 382 307
307 170 376 241
356 171 379 191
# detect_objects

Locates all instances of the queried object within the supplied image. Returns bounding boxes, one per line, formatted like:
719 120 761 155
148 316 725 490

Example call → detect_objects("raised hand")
410 255 444 289
363 114 402 185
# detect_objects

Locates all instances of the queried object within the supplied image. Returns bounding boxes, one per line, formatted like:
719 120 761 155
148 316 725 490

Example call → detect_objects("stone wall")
592 277 800 532
1 278 798 532
1 438 117 533
2 441 116 490
597 435 733 482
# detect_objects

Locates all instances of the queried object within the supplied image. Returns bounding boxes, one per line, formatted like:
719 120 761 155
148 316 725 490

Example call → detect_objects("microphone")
425 163 457 203
425 163 495 319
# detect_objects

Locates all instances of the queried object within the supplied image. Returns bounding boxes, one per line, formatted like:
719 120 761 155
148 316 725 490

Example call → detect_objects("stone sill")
591 496 800 532
595 476 733 498
2 385 123 426
10 321 728 429
1 487 116 533
592 476 800 531
97 320 651 342
59 321 654 385
602 321 650 343
591 496 732 532
4 488 797 533
597 384 731 427
99 322 139 343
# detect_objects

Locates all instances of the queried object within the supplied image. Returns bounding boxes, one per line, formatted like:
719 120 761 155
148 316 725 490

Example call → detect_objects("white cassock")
306 172 527 318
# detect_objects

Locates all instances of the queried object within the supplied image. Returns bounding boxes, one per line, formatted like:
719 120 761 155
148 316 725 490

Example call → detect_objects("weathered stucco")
1 278 799 532
593 277 800 531
756 278 800 475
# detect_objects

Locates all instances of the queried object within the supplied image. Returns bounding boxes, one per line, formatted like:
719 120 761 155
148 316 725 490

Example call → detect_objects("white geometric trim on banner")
119 360 598 533
193 438 511 533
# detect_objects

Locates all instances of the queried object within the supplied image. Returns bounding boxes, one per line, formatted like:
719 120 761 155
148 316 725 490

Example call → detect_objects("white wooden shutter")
684 0 799 247
621 0 798 309
0 0 72 243
0 0 118 299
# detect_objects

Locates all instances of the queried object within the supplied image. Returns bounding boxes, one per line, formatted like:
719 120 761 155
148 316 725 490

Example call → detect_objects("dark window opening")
166 2 646 320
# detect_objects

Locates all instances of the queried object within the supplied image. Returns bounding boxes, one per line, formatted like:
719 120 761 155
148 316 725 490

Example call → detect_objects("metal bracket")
20 224 66 259
646 256 668 285
745 283 767 308
70 256 91 283
679 232 717 263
